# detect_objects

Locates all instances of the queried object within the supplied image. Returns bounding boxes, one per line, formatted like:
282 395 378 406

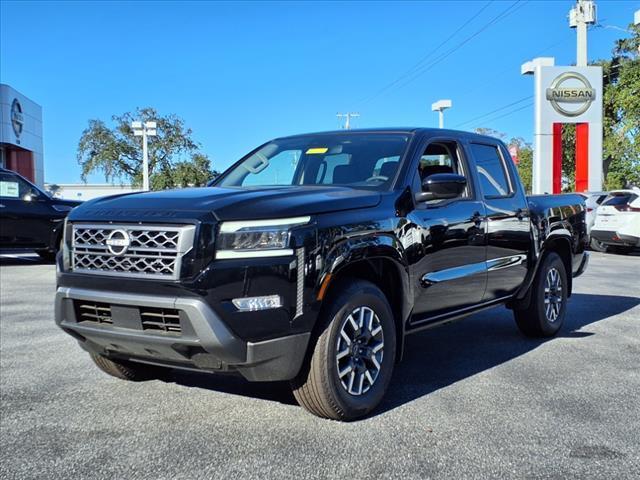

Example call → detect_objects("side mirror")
415 173 467 203
23 189 41 202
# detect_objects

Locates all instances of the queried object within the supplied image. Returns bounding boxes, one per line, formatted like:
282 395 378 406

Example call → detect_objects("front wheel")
291 279 396 421
514 252 568 338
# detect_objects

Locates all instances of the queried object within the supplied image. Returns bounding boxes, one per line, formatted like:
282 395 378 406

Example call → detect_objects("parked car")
0 167 81 260
577 191 608 235
590 188 640 254
54 129 588 420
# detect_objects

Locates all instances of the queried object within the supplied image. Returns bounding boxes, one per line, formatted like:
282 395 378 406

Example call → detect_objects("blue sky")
1 0 637 184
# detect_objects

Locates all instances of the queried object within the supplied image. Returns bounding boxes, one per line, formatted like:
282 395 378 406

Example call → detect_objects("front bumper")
55 287 310 382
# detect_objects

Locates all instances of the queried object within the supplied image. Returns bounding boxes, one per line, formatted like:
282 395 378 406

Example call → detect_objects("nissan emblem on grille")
71 224 196 280
105 229 131 256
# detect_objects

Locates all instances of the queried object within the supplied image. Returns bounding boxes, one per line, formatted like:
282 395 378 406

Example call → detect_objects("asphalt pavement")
1 251 639 479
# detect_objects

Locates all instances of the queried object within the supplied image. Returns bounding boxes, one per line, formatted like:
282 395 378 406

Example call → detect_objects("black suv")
0 168 80 260
55 129 588 420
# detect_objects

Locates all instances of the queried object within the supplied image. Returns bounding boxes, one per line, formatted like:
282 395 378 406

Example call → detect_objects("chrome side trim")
421 254 529 287
421 261 485 287
486 254 527 271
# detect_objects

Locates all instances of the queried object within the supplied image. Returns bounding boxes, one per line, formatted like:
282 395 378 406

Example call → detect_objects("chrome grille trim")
295 248 305 318
72 224 196 280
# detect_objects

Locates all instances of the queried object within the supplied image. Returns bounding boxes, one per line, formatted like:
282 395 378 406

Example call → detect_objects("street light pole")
431 100 452 128
131 121 157 191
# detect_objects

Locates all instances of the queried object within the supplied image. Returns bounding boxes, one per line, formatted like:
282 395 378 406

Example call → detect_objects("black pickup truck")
55 128 589 420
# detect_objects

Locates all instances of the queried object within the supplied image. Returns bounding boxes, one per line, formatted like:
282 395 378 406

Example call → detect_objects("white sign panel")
538 66 602 125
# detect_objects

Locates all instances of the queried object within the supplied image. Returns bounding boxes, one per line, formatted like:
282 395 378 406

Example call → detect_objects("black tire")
90 353 169 381
291 279 396 421
589 237 608 253
514 252 568 338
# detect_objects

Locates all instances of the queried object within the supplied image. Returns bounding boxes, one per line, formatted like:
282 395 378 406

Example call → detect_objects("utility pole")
431 100 452 128
131 121 157 191
336 112 360 130
569 0 597 67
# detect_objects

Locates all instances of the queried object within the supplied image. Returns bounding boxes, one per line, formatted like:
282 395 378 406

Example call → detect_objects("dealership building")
0 84 44 186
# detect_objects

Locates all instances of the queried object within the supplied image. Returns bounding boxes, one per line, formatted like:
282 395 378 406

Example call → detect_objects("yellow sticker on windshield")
306 147 328 154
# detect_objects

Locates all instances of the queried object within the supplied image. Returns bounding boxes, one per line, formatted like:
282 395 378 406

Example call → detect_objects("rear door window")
469 143 512 198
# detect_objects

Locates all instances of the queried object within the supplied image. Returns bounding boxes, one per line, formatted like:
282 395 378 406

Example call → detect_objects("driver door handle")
471 211 484 226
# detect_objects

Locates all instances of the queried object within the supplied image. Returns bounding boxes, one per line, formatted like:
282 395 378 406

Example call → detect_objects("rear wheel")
90 353 169 381
514 252 567 338
291 279 396 421
589 237 608 252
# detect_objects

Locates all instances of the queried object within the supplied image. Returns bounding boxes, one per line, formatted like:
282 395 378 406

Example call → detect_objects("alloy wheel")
335 306 384 396
544 267 563 322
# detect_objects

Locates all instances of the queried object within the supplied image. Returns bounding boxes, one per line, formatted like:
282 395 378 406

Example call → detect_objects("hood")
69 186 381 222
53 198 83 208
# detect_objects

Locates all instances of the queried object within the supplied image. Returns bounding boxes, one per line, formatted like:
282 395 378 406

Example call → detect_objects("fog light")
232 295 282 312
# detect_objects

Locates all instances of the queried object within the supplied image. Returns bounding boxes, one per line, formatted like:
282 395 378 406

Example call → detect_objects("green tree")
151 153 218 189
601 23 640 189
77 107 217 189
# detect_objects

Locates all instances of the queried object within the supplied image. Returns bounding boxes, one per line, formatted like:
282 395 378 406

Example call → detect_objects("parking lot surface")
1 251 639 479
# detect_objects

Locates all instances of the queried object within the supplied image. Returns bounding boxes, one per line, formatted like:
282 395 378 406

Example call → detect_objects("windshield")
215 133 410 190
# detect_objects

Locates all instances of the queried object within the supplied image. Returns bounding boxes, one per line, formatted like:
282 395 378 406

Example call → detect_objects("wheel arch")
317 247 411 363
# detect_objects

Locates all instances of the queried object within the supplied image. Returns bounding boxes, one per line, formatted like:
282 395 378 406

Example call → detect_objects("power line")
469 102 533 129
358 0 529 107
391 0 529 93
454 95 533 128
450 33 570 129
457 34 572 100
355 0 495 106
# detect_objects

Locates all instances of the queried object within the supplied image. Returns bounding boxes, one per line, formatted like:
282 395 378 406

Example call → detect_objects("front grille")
76 301 113 324
140 307 182 334
72 224 196 280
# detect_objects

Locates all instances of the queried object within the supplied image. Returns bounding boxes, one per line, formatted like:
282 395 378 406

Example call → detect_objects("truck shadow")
168 293 639 415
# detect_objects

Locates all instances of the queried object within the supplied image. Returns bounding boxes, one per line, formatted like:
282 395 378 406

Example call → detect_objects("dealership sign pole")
521 0 602 194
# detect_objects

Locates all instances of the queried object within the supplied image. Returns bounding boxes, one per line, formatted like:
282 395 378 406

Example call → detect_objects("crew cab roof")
274 128 503 145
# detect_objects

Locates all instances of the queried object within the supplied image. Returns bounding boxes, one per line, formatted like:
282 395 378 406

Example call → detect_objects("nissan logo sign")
105 229 131 256
11 99 24 140
545 72 595 117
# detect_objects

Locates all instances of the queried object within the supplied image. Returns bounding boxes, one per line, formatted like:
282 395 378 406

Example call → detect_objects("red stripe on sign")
575 123 589 193
552 123 563 194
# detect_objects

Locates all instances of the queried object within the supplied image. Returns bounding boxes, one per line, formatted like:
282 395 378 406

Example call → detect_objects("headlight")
61 218 72 270
216 216 310 259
